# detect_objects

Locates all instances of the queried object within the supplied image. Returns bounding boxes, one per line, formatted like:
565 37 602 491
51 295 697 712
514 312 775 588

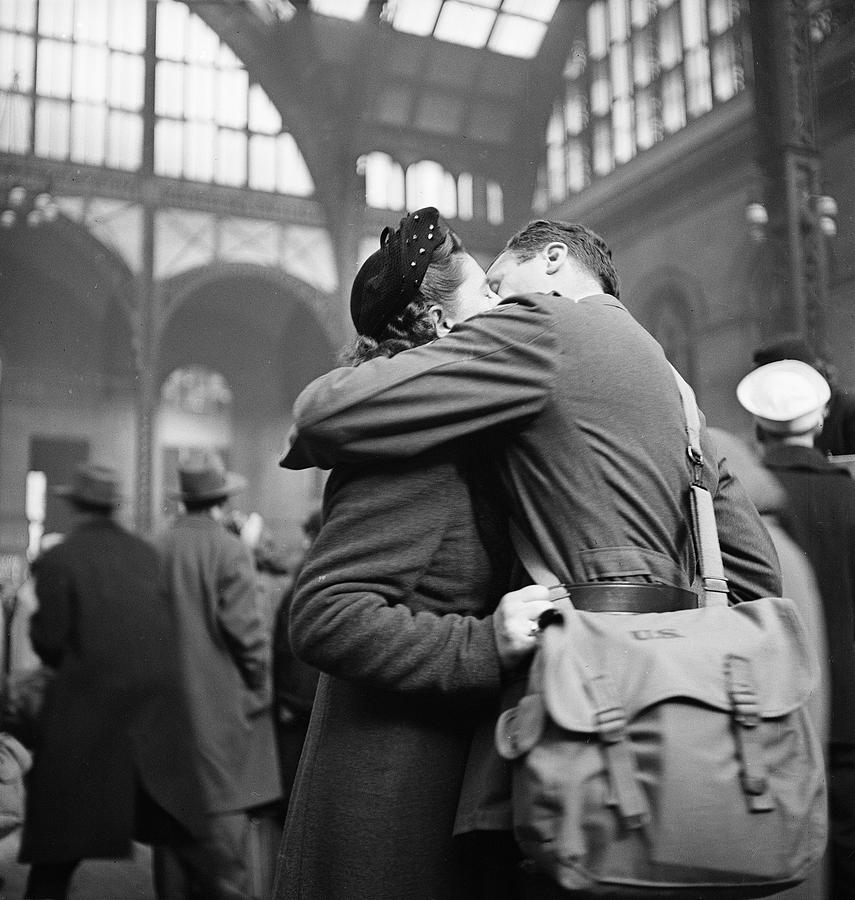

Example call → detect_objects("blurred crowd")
0 453 320 900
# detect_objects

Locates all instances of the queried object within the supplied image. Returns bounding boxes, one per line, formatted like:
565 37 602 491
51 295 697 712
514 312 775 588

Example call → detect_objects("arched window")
486 180 504 225
0 0 314 195
647 293 696 383
154 0 313 195
0 0 146 166
457 172 474 221
359 151 405 210
406 160 458 219
159 365 234 453
158 366 234 513
541 0 745 204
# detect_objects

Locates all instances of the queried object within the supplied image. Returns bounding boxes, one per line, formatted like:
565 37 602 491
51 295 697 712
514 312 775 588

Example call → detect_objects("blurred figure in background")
1 535 62 747
155 454 281 900
18 464 209 900
272 509 321 810
737 361 855 898
708 426 830 900
753 335 855 456
226 509 294 639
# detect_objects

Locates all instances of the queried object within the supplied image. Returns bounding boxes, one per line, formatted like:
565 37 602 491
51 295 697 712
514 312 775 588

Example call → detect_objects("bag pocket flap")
495 694 546 760
540 597 817 732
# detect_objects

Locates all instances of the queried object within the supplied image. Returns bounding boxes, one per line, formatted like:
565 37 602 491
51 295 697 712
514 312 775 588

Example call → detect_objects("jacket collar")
536 291 626 312
576 292 626 312
500 291 625 312
763 443 850 476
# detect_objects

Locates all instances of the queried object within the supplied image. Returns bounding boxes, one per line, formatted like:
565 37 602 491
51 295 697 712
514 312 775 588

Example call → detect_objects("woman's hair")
343 230 465 365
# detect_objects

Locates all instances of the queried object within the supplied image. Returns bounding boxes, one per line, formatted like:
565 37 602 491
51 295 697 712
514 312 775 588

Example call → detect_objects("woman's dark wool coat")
276 449 511 900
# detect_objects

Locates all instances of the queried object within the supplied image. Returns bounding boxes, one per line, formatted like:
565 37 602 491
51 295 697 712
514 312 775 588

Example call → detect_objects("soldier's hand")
493 585 552 670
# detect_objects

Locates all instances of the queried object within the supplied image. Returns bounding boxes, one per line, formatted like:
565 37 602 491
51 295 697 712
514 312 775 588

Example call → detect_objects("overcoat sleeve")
712 457 782 600
281 296 559 470
217 539 269 691
701 429 782 601
29 549 70 668
289 462 503 706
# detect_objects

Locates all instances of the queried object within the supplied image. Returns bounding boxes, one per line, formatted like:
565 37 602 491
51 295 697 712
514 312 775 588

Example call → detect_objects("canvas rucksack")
495 371 827 898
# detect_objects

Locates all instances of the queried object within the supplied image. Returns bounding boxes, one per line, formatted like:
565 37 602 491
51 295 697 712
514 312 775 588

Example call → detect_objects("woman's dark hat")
169 455 247 503
350 206 461 339
52 463 123 508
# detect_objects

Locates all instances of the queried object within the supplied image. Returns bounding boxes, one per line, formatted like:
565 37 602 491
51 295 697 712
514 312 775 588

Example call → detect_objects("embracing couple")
273 209 781 900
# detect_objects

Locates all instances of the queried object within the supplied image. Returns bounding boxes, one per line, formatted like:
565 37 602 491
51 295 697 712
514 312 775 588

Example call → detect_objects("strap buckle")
687 445 704 484
729 688 761 728
594 704 627 743
703 576 731 597
725 656 774 810
726 656 761 726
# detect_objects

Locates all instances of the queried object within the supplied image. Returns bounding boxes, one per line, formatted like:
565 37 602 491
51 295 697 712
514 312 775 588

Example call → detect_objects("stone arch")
0 217 138 552
0 214 135 321
0 214 137 387
630 267 708 385
159 261 342 351
153 262 338 535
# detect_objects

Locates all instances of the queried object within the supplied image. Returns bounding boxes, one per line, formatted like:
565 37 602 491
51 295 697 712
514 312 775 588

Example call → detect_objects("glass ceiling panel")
309 0 370 21
501 0 560 22
387 0 558 58
390 0 442 36
489 14 547 58
434 2 496 49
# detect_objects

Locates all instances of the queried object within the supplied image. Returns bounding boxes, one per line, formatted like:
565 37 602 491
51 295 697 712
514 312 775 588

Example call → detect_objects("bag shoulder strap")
669 367 730 608
509 367 731 609
509 520 561 593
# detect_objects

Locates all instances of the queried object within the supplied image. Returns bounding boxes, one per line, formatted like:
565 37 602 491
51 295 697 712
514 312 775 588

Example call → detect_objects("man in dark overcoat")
738 359 855 897
155 455 281 899
19 463 209 900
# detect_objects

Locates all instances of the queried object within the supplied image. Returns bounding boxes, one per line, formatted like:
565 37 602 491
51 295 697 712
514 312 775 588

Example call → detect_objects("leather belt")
549 582 698 613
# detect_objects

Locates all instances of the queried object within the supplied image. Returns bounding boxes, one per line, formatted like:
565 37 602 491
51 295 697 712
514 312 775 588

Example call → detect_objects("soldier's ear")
544 242 568 275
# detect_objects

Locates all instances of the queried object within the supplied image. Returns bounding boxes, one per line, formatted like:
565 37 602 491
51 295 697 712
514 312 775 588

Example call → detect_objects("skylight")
309 0 371 21
387 0 559 58
434 2 496 48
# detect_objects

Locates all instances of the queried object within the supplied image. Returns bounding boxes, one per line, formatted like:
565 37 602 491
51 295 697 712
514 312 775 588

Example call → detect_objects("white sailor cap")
736 359 831 435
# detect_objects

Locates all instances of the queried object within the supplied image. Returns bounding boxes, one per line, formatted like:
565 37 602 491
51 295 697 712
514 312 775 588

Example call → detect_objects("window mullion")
676 0 688 124
29 0 40 152
142 0 157 175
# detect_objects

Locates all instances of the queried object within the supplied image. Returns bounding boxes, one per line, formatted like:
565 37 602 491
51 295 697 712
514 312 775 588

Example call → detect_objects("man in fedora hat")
19 463 211 900
155 453 280 900
738 360 855 897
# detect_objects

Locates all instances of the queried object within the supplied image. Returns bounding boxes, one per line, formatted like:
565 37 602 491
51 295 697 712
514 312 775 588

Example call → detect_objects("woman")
275 208 536 900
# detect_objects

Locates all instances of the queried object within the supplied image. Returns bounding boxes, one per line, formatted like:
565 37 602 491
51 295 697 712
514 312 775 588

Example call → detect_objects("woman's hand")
493 585 553 670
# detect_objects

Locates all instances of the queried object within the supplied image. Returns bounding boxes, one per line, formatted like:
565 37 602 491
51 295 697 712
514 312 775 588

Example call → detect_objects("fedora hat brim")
50 484 122 508
169 472 247 502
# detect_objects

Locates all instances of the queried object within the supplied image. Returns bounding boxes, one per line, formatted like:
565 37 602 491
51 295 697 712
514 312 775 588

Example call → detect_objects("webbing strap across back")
508 520 562 598
669 367 731 608
508 369 731 609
